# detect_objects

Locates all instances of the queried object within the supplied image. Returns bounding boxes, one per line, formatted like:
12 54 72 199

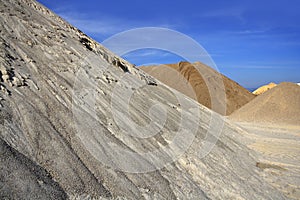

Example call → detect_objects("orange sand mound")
140 61 255 115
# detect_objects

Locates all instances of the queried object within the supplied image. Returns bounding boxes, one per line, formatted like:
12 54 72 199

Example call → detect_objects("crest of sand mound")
230 82 300 126
253 82 277 95
140 62 255 115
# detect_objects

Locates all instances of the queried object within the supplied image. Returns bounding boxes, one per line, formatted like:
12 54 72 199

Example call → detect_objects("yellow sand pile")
253 82 277 95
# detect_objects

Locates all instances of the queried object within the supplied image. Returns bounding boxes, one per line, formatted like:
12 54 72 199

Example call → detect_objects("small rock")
60 85 67 90
2 74 10 82
0 84 10 95
37 180 44 185
12 77 23 87
0 66 8 75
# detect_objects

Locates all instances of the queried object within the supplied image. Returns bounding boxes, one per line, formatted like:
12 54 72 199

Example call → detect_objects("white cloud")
124 50 172 58
59 13 129 35
57 12 176 37
231 29 268 35
224 63 299 69
202 7 245 21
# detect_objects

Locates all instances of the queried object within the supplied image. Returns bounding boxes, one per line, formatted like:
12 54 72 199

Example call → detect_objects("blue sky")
37 0 300 88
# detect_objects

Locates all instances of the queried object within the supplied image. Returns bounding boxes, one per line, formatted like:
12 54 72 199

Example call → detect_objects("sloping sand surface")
0 138 67 199
230 82 300 126
141 62 255 115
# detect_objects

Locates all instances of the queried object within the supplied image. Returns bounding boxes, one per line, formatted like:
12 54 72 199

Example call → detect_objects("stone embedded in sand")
2 74 10 82
12 76 24 87
0 66 8 75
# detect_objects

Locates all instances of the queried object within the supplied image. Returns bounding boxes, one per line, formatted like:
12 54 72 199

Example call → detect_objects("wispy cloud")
124 50 172 58
202 7 245 21
57 12 176 38
223 62 300 69
121 49 181 66
230 29 268 35
59 13 131 35
279 41 300 46
232 65 284 69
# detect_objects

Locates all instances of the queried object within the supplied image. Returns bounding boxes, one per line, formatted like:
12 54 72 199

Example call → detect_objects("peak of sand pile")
140 61 255 115
253 82 277 95
230 82 300 126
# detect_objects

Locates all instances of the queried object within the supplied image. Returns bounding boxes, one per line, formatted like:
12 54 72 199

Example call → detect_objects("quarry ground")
233 122 300 199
